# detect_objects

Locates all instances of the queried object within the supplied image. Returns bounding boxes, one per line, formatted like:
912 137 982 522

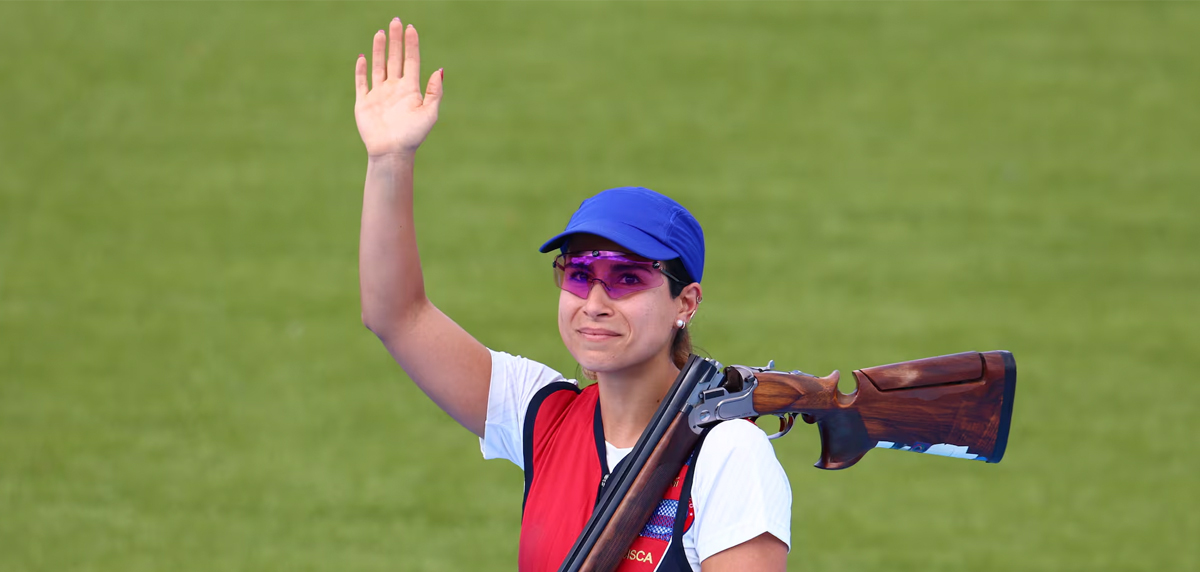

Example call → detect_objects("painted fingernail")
359 53 364 59
393 17 400 22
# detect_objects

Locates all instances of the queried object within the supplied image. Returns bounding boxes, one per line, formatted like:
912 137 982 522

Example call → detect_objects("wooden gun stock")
751 350 1017 469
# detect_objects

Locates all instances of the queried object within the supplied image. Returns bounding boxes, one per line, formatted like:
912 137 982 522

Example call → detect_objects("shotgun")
558 350 1017 572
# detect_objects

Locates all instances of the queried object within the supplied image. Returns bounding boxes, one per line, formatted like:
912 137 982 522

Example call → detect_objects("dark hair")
580 257 696 380
662 258 696 371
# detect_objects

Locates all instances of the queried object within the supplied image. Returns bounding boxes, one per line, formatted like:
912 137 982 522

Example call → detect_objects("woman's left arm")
702 532 789 571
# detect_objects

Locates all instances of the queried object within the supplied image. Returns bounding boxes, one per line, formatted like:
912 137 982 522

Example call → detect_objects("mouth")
577 327 621 342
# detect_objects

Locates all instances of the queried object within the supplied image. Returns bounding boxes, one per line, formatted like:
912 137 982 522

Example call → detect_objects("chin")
572 350 619 374
572 345 657 376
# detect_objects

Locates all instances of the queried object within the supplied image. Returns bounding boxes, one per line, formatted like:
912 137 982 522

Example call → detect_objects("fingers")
424 67 444 112
371 29 386 88
362 19 425 96
354 54 368 104
402 24 421 91
386 18 403 82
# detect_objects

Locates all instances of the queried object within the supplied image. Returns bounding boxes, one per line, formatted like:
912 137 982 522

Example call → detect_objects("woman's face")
557 234 695 376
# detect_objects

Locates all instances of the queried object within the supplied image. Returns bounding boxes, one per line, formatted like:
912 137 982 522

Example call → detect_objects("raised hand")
354 18 444 158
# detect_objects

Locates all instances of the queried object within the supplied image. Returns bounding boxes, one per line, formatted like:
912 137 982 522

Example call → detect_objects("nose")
581 280 614 318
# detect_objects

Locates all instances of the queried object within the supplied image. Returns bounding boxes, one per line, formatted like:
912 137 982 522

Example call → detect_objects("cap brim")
538 221 678 261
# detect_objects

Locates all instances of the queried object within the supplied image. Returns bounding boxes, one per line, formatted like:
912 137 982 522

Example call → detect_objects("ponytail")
671 326 693 370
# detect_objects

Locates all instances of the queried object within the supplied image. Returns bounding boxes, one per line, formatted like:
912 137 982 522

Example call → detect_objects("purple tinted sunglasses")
553 250 685 299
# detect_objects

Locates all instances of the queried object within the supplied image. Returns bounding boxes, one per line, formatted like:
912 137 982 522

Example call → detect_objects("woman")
353 18 790 571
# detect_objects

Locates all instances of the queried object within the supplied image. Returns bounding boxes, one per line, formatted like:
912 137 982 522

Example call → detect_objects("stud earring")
676 319 685 328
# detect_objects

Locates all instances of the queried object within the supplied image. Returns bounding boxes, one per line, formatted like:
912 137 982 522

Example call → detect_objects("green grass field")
2 1 1197 570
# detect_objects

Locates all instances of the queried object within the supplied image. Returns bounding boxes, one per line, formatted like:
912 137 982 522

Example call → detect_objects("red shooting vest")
518 382 704 572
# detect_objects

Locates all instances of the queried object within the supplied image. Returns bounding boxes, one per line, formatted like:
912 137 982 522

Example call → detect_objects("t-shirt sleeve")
687 419 792 565
478 348 576 470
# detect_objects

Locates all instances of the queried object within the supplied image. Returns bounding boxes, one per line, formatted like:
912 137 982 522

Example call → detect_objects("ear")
676 283 702 324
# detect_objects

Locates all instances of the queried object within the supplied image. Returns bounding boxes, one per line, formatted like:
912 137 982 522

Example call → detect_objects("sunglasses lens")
554 252 666 299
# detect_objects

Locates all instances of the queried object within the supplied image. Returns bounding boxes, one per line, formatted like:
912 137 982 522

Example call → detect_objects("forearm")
359 151 428 336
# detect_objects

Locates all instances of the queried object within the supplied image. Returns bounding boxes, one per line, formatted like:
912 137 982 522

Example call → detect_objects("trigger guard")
765 413 797 440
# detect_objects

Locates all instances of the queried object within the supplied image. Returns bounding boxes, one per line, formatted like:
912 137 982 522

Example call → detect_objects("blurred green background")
1 1 1196 570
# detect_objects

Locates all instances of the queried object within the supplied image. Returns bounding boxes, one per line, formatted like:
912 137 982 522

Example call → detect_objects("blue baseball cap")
538 186 705 283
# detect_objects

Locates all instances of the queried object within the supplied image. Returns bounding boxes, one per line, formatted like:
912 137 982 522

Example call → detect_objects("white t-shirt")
479 349 792 569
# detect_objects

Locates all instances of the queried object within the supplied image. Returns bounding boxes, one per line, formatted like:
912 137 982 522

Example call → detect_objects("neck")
594 351 680 448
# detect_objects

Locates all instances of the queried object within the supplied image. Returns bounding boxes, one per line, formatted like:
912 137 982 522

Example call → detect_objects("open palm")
354 18 443 158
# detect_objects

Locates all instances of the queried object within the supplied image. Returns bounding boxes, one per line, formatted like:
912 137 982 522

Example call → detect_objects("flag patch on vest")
639 499 678 541
614 455 698 572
